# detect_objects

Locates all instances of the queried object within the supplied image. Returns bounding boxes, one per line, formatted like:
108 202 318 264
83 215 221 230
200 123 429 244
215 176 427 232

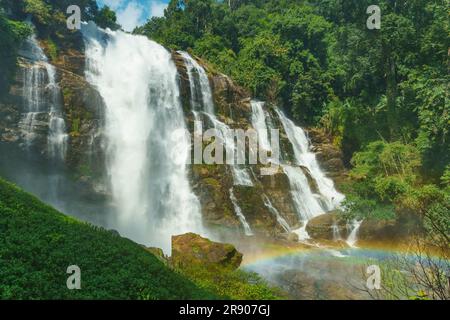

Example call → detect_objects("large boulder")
306 211 349 240
171 233 243 270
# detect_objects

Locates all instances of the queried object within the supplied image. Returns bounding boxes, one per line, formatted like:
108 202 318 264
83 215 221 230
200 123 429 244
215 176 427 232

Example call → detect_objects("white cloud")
116 1 145 31
150 1 168 18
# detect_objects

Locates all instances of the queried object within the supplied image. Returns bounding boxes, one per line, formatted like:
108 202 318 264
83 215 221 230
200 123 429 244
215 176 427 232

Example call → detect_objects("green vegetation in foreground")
0 177 281 300
0 177 215 299
176 264 283 300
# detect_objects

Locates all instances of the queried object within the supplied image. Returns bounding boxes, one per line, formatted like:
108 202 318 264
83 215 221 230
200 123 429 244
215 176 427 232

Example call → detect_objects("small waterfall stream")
229 188 254 236
179 51 253 187
346 220 363 248
275 110 345 239
19 34 68 158
262 194 291 233
179 51 254 233
251 102 344 240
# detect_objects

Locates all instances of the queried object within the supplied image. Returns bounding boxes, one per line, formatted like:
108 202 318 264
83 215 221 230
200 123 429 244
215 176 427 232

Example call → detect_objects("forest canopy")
136 0 449 180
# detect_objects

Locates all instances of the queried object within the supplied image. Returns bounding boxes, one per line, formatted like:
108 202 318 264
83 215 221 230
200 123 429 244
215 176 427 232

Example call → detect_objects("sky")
97 0 169 31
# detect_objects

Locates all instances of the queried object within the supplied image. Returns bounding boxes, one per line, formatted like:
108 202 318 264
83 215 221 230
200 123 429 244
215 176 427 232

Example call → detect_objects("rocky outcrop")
171 233 243 270
306 211 349 241
306 128 346 187
145 247 169 265
306 210 424 244
191 164 239 229
358 211 423 242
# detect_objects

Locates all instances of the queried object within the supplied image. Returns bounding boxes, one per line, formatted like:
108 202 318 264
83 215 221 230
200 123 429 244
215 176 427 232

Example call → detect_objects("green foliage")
441 165 450 189
423 199 450 242
402 70 449 178
343 141 425 219
230 32 287 100
319 98 345 146
0 177 215 299
176 264 282 300
342 194 395 221
136 0 448 183
352 141 420 176
0 9 32 93
23 0 52 25
46 37 58 61
94 5 120 30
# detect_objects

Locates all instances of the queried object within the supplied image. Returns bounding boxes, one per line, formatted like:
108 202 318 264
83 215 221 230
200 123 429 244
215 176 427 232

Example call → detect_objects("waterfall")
229 188 253 236
346 220 362 248
251 101 271 152
19 34 68 158
276 110 344 211
262 194 290 232
81 22 203 252
282 165 327 220
332 223 342 241
179 51 253 187
46 64 68 160
178 51 215 115
275 110 344 240
250 101 344 240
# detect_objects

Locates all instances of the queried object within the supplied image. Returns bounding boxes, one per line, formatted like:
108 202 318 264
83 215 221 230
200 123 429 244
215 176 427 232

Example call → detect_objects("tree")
94 5 120 30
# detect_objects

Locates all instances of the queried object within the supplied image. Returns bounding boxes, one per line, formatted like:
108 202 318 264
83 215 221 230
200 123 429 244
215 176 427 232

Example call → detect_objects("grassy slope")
0 177 215 300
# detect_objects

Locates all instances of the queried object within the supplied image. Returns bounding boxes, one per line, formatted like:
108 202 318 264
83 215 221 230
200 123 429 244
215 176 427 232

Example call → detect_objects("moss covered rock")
171 233 243 270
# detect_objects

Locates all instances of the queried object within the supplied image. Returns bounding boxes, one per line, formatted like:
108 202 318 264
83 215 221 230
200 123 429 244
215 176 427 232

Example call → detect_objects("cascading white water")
19 34 68 159
179 52 253 187
275 110 344 240
251 101 271 152
46 64 68 160
81 22 203 252
229 188 253 236
282 165 327 220
179 51 215 115
276 110 344 211
346 220 362 248
262 194 290 232
332 222 342 241
250 101 344 240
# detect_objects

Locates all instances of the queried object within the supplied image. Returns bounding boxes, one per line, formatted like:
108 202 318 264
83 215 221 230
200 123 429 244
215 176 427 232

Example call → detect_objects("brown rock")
306 211 348 240
171 233 243 270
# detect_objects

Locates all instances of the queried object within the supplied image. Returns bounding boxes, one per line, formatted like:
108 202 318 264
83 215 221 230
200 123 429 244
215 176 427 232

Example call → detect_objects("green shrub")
176 264 283 300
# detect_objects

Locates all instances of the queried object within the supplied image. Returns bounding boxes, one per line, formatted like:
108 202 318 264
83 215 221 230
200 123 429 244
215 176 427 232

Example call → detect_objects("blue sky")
97 0 169 31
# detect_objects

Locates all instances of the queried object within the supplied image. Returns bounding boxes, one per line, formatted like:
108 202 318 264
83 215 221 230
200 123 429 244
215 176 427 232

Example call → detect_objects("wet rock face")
190 164 239 229
306 211 349 241
306 210 424 243
0 36 107 198
171 233 243 270
259 170 301 230
307 128 346 184
358 212 424 242
172 52 192 114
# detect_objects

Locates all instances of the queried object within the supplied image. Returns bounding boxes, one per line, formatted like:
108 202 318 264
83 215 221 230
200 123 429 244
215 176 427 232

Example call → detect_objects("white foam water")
82 22 204 253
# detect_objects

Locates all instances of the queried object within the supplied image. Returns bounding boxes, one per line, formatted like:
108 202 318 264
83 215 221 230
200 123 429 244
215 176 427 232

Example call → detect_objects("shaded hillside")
0 177 215 299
